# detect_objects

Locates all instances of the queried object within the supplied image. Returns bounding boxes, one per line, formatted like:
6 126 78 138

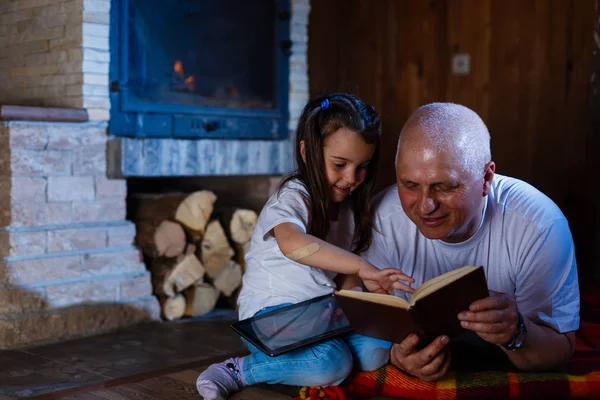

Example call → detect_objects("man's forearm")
503 317 575 370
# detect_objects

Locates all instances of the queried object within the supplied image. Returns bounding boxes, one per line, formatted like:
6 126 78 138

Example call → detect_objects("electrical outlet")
452 53 470 75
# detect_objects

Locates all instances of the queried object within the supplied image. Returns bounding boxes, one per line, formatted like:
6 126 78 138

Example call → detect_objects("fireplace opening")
126 175 282 320
109 0 291 139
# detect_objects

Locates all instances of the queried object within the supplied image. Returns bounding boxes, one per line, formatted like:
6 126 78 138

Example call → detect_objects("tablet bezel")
230 293 353 357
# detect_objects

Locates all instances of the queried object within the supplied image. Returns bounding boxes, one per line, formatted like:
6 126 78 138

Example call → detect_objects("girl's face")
322 128 375 203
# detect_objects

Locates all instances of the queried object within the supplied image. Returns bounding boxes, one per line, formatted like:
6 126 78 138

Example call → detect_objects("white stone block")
82 35 108 51
82 60 107 74
82 48 108 62
82 84 108 96
48 176 95 202
83 0 110 13
83 11 109 24
87 108 109 121
82 73 107 86
83 96 109 109
7 177 48 202
82 22 108 37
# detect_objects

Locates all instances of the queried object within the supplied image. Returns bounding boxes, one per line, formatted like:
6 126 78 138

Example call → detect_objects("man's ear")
482 161 495 196
299 140 307 163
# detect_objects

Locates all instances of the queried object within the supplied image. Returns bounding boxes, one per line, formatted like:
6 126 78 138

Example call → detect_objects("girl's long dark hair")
279 93 381 254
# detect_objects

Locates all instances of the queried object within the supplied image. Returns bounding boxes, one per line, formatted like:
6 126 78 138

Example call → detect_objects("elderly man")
363 103 579 381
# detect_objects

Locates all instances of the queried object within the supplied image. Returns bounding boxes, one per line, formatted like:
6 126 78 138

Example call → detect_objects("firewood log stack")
131 190 258 321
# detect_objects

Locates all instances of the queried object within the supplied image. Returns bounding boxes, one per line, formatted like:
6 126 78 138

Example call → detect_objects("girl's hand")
359 266 415 294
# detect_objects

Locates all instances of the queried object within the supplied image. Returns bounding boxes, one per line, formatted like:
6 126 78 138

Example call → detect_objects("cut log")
218 208 256 274
184 283 219 317
163 253 206 297
160 294 186 321
153 220 186 258
175 190 217 238
130 192 189 258
219 208 258 245
200 220 235 279
213 260 243 297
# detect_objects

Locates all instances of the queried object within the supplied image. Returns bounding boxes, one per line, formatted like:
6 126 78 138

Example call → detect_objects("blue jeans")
239 304 391 387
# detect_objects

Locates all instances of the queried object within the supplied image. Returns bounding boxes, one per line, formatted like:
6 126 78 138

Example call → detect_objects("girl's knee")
307 340 353 385
355 346 390 371
348 336 391 372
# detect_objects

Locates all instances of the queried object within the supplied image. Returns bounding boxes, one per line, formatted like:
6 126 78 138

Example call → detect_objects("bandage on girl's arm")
273 222 375 276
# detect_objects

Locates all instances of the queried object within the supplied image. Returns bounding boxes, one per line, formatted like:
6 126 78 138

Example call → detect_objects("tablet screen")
230 294 352 357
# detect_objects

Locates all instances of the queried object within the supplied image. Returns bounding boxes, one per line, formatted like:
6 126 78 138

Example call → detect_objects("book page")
336 290 410 309
410 265 481 304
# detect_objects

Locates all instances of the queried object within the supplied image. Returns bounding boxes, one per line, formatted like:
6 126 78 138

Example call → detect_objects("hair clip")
371 105 375 111
320 99 330 109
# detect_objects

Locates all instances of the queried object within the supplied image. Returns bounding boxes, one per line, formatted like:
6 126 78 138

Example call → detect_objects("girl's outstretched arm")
273 222 414 294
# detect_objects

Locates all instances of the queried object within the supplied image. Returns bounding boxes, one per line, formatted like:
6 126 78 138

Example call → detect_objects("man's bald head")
396 103 491 177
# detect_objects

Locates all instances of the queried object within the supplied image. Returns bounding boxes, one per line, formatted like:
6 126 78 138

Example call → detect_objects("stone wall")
0 0 310 348
0 121 160 349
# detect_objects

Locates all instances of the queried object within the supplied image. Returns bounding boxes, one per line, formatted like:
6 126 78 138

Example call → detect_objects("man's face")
396 133 489 243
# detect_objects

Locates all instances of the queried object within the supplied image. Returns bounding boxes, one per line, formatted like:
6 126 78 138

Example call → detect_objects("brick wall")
0 122 160 349
0 0 110 120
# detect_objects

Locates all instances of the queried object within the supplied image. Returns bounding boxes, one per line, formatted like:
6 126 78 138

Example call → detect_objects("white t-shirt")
363 174 580 333
238 179 355 320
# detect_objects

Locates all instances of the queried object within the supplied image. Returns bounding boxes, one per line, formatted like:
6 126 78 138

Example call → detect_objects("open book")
334 265 489 344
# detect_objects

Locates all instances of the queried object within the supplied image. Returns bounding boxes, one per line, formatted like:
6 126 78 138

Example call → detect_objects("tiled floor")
0 311 248 399
0 307 400 399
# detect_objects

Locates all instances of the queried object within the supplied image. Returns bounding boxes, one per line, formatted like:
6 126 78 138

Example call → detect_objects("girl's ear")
299 140 307 163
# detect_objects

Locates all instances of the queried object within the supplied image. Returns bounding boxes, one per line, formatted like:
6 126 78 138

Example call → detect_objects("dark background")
308 0 600 281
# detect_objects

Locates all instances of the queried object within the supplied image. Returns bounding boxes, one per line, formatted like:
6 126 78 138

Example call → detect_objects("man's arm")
458 292 576 370
506 318 575 370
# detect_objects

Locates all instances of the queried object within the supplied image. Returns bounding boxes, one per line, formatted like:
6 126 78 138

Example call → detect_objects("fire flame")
174 60 184 78
173 60 194 92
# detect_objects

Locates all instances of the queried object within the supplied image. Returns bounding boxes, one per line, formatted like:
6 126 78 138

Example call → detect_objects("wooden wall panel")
309 0 597 277
446 0 491 118
378 1 447 190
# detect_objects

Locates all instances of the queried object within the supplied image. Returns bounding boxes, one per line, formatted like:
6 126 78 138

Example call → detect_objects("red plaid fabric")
294 290 600 400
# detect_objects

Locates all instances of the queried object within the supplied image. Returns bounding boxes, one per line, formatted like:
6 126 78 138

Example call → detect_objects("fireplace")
0 0 309 349
109 0 291 139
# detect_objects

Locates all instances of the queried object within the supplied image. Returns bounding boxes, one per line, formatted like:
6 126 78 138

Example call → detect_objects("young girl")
197 93 414 400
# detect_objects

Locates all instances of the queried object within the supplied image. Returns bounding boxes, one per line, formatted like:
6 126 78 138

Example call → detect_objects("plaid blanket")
294 291 600 399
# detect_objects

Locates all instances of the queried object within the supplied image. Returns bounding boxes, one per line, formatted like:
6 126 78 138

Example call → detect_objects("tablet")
230 294 352 357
